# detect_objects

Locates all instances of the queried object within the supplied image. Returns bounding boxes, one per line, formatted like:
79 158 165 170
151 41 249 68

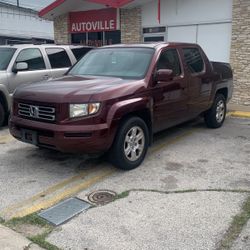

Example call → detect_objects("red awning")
39 0 134 18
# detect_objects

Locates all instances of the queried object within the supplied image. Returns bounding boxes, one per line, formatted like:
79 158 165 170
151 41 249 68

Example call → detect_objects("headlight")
69 103 100 118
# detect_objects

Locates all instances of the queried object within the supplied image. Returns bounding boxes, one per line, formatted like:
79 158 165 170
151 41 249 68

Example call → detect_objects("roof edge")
39 0 66 17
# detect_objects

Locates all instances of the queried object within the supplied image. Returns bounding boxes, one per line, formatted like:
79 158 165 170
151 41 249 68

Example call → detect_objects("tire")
0 102 5 127
108 117 149 170
204 94 226 128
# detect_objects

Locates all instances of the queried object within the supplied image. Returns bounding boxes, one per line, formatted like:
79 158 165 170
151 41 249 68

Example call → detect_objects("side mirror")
155 69 174 82
13 62 28 73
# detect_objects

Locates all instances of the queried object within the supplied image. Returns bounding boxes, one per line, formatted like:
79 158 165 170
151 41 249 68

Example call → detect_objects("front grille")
18 103 55 122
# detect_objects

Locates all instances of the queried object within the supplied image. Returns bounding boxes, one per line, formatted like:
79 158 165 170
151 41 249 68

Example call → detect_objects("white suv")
0 44 93 126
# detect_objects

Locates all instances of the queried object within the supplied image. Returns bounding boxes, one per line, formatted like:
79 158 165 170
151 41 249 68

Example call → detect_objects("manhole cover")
87 190 117 205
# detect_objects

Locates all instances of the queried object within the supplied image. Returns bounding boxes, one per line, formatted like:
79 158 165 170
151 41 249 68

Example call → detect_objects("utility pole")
17 0 19 7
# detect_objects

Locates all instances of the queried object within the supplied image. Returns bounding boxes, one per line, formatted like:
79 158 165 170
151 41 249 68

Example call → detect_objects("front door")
152 48 189 132
7 48 51 93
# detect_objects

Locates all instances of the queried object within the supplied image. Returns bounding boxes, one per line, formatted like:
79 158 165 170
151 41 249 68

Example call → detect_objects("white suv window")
16 48 46 71
46 48 72 69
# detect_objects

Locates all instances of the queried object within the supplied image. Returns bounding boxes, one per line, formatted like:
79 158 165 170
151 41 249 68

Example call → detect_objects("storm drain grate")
38 197 91 226
87 190 117 206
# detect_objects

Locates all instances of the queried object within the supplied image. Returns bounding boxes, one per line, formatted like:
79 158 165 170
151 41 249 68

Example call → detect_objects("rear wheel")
109 117 149 170
204 94 226 128
0 102 5 127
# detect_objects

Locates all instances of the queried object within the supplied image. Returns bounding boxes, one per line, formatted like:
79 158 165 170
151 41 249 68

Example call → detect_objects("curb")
227 111 250 119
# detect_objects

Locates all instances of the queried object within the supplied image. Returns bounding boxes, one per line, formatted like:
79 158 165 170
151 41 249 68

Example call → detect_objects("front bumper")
9 116 115 154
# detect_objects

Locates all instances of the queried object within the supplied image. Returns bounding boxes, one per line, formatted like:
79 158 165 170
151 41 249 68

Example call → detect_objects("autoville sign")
69 8 118 33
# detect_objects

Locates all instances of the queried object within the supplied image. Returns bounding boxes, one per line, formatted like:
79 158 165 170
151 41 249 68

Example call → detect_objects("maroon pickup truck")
9 43 233 170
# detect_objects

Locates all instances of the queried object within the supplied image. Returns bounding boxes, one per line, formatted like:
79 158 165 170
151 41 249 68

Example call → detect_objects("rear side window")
71 47 92 61
157 49 181 76
183 48 204 73
46 48 71 68
16 48 46 71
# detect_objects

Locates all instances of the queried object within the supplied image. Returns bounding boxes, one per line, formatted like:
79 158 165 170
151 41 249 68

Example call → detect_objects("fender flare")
106 97 152 126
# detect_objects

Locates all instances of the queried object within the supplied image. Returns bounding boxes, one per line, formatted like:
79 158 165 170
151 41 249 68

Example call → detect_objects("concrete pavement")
0 224 43 250
0 115 249 249
48 191 247 250
46 116 250 250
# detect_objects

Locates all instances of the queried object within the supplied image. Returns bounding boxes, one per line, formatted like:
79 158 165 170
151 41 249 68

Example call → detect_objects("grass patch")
5 213 49 228
217 195 250 250
29 231 59 250
4 213 58 250
115 191 130 200
0 216 5 224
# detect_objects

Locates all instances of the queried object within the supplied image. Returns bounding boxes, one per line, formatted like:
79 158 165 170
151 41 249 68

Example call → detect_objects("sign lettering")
69 8 117 33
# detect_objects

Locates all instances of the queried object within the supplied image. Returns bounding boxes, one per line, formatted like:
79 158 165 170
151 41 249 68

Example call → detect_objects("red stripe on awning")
39 0 66 17
87 0 134 8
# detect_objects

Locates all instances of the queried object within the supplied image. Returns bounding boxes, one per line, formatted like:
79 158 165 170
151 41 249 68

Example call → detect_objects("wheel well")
119 109 153 145
0 91 8 113
216 88 228 101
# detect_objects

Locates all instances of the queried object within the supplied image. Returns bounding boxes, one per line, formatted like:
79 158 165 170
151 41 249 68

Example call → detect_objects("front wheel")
204 94 226 128
108 117 149 170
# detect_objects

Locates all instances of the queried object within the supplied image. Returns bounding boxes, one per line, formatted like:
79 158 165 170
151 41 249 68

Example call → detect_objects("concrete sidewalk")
0 225 43 250
228 103 250 112
47 191 247 250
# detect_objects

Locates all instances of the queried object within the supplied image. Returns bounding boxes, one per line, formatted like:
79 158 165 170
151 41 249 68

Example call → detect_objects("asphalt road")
0 116 249 249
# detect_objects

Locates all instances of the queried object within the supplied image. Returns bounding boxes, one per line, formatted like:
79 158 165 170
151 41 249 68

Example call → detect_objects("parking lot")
0 116 250 250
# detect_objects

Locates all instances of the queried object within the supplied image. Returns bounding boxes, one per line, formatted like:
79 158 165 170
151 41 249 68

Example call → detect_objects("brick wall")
230 0 250 105
54 14 70 44
120 7 142 44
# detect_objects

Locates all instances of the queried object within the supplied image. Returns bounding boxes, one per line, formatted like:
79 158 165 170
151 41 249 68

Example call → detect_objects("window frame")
15 48 46 72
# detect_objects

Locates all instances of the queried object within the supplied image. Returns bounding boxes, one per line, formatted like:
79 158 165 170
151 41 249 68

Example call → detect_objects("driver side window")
157 49 181 76
16 48 46 71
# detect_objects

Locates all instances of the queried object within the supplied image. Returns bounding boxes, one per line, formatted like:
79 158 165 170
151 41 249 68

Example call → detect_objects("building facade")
39 0 250 106
0 1 54 44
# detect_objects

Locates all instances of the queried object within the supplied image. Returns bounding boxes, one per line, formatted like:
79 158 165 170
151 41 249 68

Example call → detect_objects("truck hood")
14 75 146 103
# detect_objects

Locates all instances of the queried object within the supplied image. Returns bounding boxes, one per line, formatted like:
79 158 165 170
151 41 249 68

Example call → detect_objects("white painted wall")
0 5 54 40
142 0 232 27
141 0 233 62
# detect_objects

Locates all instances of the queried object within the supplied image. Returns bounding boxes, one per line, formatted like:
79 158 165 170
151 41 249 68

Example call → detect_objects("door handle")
203 78 211 84
43 75 50 80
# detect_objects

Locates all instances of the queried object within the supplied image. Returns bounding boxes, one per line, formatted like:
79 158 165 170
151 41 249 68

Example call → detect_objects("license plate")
21 129 37 145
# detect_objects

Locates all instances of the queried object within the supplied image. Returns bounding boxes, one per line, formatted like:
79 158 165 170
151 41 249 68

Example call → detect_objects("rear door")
152 47 189 132
45 48 72 78
7 48 51 93
181 47 213 115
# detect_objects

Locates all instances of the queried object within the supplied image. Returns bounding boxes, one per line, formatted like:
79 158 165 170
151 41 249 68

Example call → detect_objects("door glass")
16 48 46 71
105 31 121 45
46 48 72 69
71 33 87 45
0 48 16 70
88 32 103 46
183 48 204 73
157 49 181 76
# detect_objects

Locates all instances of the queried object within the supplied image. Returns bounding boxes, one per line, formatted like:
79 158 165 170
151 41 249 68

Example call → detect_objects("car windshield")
0 48 16 70
69 48 154 79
